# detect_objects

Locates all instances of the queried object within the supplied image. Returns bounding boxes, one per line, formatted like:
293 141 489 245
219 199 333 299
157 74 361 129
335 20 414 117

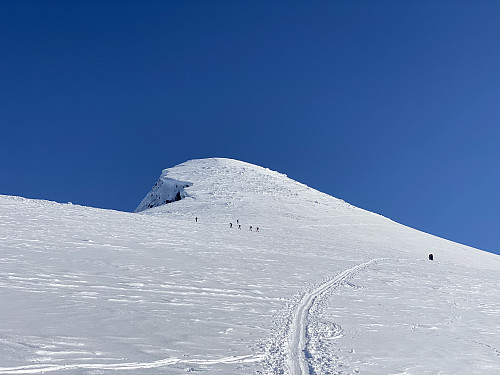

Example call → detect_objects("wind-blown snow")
0 158 499 374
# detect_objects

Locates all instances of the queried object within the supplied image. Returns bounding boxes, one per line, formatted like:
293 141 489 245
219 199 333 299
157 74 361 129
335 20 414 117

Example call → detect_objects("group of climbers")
230 219 259 232
195 217 260 232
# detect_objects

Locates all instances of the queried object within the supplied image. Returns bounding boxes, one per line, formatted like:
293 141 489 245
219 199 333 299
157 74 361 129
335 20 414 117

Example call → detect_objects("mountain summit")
135 158 350 213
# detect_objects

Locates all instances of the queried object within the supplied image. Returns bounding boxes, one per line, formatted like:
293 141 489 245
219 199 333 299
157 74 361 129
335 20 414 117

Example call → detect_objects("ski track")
286 259 381 375
0 354 264 374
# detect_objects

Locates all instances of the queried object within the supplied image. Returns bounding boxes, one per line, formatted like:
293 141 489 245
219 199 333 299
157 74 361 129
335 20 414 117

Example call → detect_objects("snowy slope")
0 158 499 374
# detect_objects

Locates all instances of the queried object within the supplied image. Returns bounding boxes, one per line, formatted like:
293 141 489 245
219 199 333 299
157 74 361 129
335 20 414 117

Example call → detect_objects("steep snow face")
1 158 499 375
134 175 192 212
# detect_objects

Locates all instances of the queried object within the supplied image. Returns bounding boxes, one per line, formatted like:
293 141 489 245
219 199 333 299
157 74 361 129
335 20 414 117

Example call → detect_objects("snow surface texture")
0 157 499 375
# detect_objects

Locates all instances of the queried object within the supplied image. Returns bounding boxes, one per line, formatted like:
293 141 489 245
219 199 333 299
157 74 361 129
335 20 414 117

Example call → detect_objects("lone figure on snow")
428 253 434 261
195 217 198 223
230 223 233 228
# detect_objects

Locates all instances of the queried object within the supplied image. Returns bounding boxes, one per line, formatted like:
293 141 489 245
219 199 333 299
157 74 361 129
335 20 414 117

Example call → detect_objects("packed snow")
0 158 498 374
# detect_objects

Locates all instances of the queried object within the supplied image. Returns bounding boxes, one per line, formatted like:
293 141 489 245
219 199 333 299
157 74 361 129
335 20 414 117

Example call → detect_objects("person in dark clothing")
256 227 259 232
195 217 198 223
230 223 233 228
238 225 241 229
428 253 434 260
249 226 252 231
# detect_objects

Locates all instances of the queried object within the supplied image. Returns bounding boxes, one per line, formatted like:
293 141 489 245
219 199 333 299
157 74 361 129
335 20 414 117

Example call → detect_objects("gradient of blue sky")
1 1 499 254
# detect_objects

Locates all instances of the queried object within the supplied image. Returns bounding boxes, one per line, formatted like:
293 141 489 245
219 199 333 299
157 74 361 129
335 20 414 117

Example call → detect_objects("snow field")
306 259 500 374
1 158 499 374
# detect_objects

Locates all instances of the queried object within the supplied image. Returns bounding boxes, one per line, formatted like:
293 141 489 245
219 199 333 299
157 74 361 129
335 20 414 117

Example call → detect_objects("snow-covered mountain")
0 158 498 374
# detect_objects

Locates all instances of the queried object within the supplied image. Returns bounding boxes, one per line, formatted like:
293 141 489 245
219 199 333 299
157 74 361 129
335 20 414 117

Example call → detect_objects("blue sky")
1 1 499 255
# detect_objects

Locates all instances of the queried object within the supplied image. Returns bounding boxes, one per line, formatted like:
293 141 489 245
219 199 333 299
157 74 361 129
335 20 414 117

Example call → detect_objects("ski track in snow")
286 259 381 375
0 354 264 374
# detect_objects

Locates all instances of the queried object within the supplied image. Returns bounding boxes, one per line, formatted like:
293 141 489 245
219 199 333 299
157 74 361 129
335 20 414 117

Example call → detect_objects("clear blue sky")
1 1 499 255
